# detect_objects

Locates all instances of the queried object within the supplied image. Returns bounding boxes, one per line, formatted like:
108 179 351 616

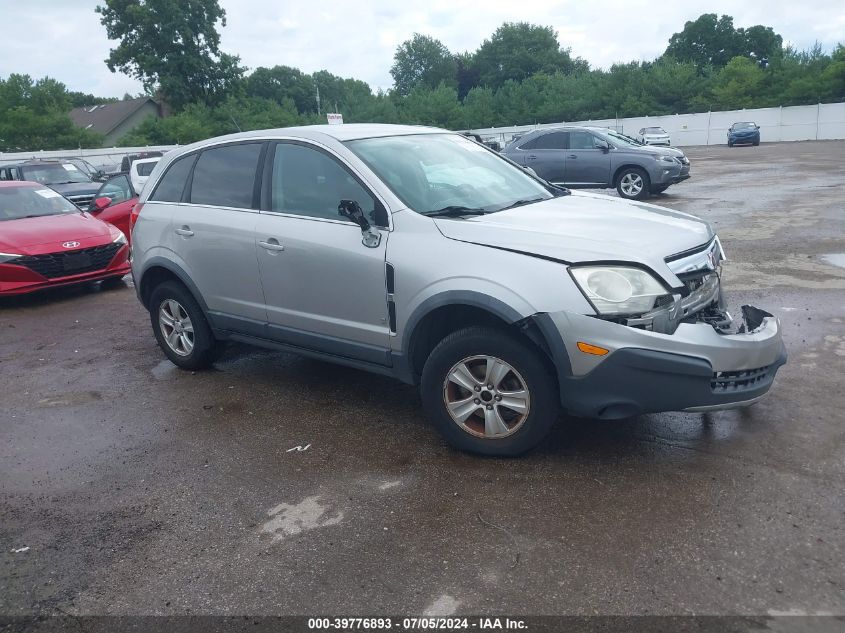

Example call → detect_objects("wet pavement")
1 141 844 618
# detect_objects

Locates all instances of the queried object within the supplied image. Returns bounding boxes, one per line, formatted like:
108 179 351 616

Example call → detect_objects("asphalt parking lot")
1 141 844 619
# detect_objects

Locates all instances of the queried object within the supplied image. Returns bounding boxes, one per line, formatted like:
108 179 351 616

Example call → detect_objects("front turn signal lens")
577 342 609 356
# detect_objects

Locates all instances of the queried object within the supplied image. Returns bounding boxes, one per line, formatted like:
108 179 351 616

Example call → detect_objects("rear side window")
189 143 262 209
522 132 568 150
136 161 157 176
149 155 194 202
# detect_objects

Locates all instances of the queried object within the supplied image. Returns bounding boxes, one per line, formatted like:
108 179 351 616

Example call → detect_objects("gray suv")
131 124 785 456
503 126 690 199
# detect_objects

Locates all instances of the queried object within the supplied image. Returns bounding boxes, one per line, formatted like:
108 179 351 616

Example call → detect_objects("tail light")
129 202 144 233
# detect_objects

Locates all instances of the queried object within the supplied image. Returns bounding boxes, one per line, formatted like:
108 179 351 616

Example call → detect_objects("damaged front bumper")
536 302 787 420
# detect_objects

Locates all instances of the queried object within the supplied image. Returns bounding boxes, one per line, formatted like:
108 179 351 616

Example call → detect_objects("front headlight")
570 266 673 315
0 252 22 264
657 155 677 164
112 231 127 245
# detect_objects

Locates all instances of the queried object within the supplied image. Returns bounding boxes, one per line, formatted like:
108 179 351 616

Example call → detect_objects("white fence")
0 145 178 170
468 102 845 147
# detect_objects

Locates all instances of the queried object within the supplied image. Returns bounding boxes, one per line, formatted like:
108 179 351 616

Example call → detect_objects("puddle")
822 254 845 268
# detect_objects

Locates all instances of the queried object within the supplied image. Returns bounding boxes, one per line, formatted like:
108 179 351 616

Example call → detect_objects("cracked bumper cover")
535 307 787 419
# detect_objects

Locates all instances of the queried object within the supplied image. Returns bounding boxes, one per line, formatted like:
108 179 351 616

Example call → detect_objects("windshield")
346 133 552 215
600 130 644 148
0 186 80 221
643 127 665 134
733 122 756 130
20 163 91 185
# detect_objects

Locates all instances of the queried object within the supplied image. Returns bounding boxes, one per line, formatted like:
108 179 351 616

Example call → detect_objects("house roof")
69 97 158 135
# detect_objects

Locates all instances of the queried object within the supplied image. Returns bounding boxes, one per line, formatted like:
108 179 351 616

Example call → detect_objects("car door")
174 141 267 328
564 130 612 186
253 140 391 365
89 174 136 238
517 131 568 184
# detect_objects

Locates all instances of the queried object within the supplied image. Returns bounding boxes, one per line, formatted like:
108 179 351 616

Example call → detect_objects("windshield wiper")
496 197 547 211
424 206 488 218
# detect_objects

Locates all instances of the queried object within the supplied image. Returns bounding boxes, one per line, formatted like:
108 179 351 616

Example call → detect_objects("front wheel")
420 327 559 456
616 167 650 200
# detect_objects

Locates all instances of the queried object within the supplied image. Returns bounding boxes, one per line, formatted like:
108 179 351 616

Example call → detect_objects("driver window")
270 143 380 225
98 175 132 205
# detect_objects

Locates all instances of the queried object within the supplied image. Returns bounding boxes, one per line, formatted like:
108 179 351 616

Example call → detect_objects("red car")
0 181 130 296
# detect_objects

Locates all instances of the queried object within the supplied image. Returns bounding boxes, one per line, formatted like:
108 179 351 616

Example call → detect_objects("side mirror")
597 140 611 152
92 196 112 211
338 199 381 248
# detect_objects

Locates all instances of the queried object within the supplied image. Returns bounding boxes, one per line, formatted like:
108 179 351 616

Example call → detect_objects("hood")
0 212 115 251
433 191 713 286
46 181 100 196
622 144 681 158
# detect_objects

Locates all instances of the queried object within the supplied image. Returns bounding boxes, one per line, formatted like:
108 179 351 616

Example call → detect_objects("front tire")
420 327 559 456
616 167 650 200
149 281 221 370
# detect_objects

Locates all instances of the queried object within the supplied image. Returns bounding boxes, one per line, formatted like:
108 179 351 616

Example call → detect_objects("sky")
0 0 843 98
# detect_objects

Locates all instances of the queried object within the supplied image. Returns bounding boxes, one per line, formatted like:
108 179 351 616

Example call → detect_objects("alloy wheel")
442 355 531 438
620 172 644 197
158 298 194 356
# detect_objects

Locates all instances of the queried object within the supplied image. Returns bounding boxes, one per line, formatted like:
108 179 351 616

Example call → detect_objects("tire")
149 280 222 370
616 167 650 200
420 326 559 456
728 141 733 147
753 140 759 146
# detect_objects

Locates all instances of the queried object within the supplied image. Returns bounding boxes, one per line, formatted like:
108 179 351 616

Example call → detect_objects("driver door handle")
567 154 577 159
526 154 537 160
259 239 285 252
174 226 194 237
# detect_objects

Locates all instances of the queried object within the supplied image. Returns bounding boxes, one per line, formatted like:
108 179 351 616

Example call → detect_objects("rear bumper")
536 306 787 419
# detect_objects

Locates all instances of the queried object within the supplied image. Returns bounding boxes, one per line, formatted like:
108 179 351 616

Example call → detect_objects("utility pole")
315 84 321 116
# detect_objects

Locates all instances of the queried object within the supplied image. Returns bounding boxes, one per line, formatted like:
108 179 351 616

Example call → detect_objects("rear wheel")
616 167 650 200
149 281 222 370
420 326 559 456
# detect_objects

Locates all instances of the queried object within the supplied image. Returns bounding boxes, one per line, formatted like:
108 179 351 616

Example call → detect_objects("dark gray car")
503 126 690 199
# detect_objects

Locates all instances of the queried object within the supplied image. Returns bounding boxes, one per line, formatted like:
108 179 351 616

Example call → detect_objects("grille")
66 194 95 209
711 365 771 393
11 243 122 279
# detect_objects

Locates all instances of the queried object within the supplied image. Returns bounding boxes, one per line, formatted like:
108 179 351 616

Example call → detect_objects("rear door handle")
567 154 577 159
175 226 194 237
259 239 285 252
526 154 537 160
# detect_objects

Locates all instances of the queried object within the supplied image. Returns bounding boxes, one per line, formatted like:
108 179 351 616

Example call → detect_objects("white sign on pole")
326 113 343 125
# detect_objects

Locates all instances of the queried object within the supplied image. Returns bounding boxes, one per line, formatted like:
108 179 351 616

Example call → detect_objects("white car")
637 127 671 146
129 157 161 194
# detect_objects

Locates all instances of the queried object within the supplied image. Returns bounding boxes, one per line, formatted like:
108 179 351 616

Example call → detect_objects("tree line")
1 2 843 151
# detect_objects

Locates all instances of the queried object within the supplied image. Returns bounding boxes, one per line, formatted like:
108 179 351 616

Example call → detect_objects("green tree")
474 22 586 89
709 56 766 109
390 34 457 96
0 74 103 151
665 14 743 68
399 83 462 128
665 14 783 70
246 65 315 114
96 0 244 110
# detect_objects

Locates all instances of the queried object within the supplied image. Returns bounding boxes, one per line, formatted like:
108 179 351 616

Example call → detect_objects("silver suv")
131 124 786 456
